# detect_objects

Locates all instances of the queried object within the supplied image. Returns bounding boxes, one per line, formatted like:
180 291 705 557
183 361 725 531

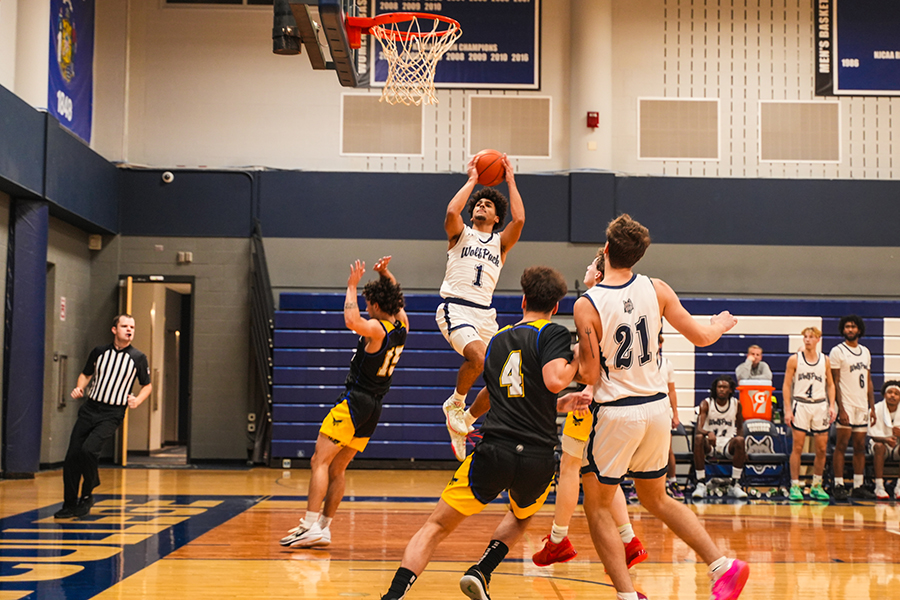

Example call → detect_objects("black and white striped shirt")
82 344 151 406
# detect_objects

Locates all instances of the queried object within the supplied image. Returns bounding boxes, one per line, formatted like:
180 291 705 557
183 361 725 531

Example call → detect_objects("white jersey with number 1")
582 273 666 404
439 225 503 307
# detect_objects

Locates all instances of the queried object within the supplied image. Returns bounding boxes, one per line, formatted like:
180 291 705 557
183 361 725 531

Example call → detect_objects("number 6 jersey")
440 225 503 307
481 320 574 449
828 342 871 410
582 274 666 404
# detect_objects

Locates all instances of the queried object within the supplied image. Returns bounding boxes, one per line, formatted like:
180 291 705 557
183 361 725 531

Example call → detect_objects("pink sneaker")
710 559 749 600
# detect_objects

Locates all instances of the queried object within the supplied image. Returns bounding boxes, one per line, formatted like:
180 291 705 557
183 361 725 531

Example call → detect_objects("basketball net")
370 16 462 106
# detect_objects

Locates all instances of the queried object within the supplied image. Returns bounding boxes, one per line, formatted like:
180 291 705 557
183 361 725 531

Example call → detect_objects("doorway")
119 276 193 466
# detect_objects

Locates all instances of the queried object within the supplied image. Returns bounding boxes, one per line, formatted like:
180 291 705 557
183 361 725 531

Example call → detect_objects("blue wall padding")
615 176 900 246
2 200 49 474
569 171 616 243
120 170 253 237
45 120 120 233
0 86 45 199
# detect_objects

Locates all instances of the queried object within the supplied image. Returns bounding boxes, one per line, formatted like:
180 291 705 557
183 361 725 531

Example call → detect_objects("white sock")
812 475 823 487
731 467 742 481
853 474 864 488
550 522 568 544
696 470 706 482
875 478 885 490
791 479 801 488
835 477 845 488
464 409 477 428
318 515 333 529
304 511 320 526
617 523 635 544
708 556 730 580
667 476 677 484
452 390 467 404
616 593 639 600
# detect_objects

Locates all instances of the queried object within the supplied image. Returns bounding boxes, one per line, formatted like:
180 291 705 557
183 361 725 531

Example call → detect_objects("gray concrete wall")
41 217 94 464
266 238 900 301
89 236 252 461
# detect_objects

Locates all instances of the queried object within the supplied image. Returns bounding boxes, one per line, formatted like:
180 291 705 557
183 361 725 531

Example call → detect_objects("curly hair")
839 314 866 338
362 276 405 317
605 213 651 269
466 188 508 232
521 266 568 313
709 375 736 399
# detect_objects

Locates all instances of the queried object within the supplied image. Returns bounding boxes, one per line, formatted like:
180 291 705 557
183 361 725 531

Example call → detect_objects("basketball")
475 149 505 187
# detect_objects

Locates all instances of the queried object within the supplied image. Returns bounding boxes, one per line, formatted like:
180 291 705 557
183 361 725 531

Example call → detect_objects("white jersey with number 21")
583 274 666 404
439 225 503 307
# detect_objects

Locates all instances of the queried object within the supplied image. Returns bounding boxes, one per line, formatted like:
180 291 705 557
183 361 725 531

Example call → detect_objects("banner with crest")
48 0 94 143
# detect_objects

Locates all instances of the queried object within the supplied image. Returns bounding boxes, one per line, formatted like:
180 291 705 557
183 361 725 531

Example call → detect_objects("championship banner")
371 0 540 89
48 0 94 143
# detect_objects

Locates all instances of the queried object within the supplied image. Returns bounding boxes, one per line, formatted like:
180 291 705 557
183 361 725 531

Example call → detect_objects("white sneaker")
729 484 748 499
443 397 469 435
875 486 889 500
280 518 314 546
450 429 467 461
692 482 708 499
287 521 328 548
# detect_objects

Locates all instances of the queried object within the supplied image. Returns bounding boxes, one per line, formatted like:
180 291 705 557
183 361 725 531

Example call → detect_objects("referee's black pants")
63 399 125 507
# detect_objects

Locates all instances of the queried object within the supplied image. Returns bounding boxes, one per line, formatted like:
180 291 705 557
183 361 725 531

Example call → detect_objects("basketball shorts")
436 301 498 355
319 389 383 453
836 404 870 432
441 437 555 519
583 396 670 484
791 399 830 434
707 435 736 460
561 410 592 459
868 438 900 461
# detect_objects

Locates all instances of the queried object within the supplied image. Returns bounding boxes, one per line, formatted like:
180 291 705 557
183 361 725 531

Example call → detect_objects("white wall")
0 0 17 90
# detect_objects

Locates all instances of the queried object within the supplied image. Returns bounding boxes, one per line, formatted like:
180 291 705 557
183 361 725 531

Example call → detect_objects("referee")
54 314 152 519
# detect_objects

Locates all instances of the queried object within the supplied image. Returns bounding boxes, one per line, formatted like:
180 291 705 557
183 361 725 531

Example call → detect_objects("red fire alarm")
587 111 599 129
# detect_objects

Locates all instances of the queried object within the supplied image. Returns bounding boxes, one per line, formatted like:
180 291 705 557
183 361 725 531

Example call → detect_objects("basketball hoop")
346 13 462 106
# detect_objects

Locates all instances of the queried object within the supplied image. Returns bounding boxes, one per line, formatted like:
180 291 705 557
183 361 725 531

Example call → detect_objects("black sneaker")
850 486 876 499
72 496 94 518
54 505 77 519
832 484 849 500
459 566 491 600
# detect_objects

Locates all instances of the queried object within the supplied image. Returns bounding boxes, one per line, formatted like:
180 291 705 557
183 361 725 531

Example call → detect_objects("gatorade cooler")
737 382 775 421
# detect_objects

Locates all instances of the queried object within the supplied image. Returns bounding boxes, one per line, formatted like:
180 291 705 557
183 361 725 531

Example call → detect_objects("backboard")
276 0 369 88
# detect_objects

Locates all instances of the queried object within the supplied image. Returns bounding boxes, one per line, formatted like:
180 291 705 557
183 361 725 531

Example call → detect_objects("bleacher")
271 293 900 467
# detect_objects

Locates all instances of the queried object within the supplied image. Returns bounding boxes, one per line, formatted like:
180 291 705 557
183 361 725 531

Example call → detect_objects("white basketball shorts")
836 404 870 432
436 300 498 355
583 395 670 484
791 400 830 434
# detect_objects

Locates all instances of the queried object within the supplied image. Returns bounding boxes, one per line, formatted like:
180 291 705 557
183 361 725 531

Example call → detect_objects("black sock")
383 567 416 600
475 539 509 582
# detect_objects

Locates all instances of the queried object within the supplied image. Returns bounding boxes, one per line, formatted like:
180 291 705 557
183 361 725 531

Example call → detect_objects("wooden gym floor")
1 467 898 599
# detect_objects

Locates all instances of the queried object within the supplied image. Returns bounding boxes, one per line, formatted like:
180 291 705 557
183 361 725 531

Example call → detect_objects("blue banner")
48 0 94 143
371 0 540 89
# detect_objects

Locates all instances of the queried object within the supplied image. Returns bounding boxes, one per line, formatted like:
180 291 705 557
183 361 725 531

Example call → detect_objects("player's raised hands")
348 260 365 287
710 311 738 333
557 389 592 415
466 155 478 182
501 154 516 184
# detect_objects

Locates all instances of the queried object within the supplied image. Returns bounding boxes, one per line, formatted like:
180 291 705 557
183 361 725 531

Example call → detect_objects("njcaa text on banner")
48 0 94 143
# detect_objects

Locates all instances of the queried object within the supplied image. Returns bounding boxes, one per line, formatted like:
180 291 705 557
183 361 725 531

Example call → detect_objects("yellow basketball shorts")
441 438 555 519
318 389 383 453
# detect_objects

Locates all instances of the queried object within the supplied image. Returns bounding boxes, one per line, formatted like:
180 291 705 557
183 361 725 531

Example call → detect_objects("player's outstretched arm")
373 255 410 330
499 155 525 257
445 156 479 245
653 278 736 347
344 260 388 343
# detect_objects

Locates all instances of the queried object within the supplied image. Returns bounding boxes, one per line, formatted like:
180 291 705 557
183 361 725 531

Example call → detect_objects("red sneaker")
625 536 648 569
532 535 577 567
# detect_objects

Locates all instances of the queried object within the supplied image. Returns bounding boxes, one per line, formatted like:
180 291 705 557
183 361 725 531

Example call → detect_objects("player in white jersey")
869 380 900 499
574 214 747 600
829 315 877 500
437 154 525 461
782 326 835 502
691 376 748 499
